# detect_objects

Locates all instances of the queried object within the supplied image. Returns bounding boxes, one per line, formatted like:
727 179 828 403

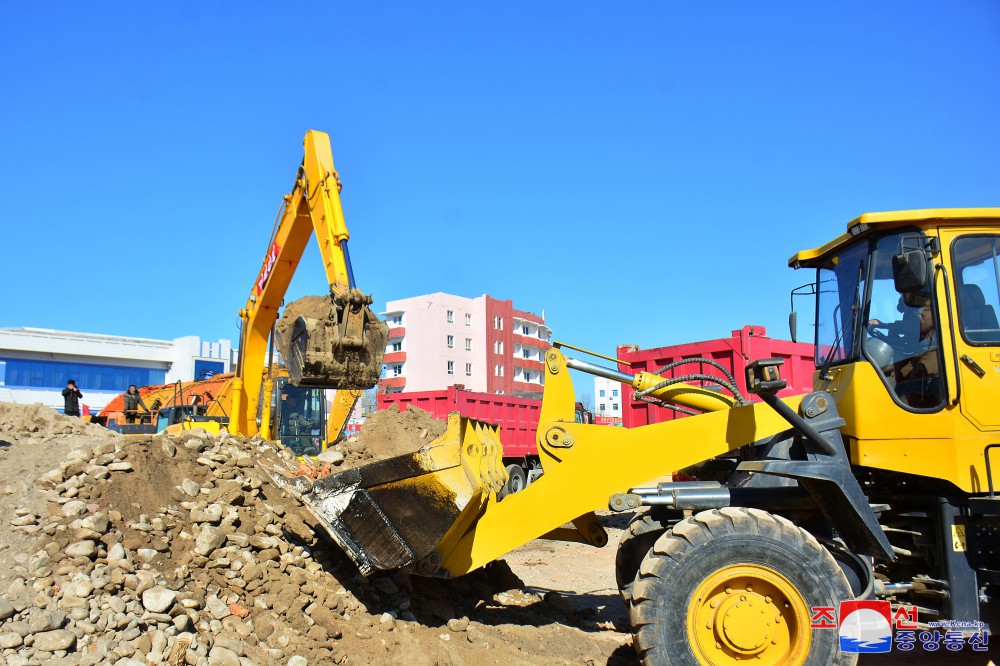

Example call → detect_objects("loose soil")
0 403 632 665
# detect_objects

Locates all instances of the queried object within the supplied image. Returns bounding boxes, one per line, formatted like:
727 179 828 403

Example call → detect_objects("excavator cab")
273 380 327 458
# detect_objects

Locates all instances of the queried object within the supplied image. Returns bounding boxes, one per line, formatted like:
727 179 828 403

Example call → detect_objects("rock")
142 587 177 614
447 617 470 632
107 542 129 565
194 526 226 556
137 548 158 563
61 500 88 517
181 479 200 497
287 657 308 666
162 440 177 457
10 514 37 527
190 504 224 524
205 595 231 620
32 629 76 651
64 540 97 558
208 645 241 666
0 632 23 648
317 449 345 465
0 598 14 621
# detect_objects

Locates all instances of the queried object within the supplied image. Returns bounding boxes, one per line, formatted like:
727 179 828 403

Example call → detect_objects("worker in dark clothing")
123 384 148 423
62 380 83 417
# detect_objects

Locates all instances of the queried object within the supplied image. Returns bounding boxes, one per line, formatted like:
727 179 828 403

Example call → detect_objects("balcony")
513 332 550 349
514 358 545 373
387 327 406 339
379 377 406 391
382 351 407 364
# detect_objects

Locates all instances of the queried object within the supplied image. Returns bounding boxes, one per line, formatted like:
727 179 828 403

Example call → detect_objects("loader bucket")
275 413 507 576
277 291 389 390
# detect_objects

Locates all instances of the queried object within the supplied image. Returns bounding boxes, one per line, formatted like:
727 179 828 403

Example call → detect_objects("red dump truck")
378 325 813 495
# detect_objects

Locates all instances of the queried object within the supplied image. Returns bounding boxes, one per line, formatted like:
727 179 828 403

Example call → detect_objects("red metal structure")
617 325 814 428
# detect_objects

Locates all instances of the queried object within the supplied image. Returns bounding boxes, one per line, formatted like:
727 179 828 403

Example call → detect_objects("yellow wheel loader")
277 209 999 665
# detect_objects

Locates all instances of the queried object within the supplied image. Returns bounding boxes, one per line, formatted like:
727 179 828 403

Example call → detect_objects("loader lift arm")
230 130 387 440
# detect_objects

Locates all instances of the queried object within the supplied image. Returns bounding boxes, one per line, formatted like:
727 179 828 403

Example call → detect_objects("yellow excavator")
281 208 999 665
102 130 386 454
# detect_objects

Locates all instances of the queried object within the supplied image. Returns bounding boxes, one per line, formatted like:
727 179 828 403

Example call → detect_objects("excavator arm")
230 130 387 440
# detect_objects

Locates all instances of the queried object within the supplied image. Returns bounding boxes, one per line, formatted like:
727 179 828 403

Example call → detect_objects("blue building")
0 328 234 413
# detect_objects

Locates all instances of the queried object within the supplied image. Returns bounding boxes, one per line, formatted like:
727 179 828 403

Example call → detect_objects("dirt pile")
0 402 628 665
316 404 447 470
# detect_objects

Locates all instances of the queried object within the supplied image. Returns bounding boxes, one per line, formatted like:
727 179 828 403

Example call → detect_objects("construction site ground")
0 402 995 665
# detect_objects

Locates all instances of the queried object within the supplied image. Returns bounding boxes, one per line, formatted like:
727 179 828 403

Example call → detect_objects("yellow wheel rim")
686 564 811 666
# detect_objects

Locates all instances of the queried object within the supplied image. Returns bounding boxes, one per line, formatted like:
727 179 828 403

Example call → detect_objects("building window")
447 310 454 323
465 313 472 326
522 349 530 359
0 357 166 391
390 341 402 352
495 364 504 377
390 314 403 326
447 361 454 375
599 403 606 411
523 371 532 382
494 340 503 354
392 364 402 377
447 335 454 348
612 389 619 397
493 316 503 330
522 325 530 335
599 389 605 398
465 338 472 351
612 403 619 411
465 363 473 376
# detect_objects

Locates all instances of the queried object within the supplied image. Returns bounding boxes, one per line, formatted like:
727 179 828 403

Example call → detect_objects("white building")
379 293 550 397
594 376 624 424
0 327 234 413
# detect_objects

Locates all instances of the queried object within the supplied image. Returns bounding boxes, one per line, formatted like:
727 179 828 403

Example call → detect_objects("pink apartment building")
379 293 551 398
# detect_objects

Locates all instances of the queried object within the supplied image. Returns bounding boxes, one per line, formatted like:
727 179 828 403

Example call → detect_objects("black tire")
503 464 526 496
630 507 857 666
615 511 667 607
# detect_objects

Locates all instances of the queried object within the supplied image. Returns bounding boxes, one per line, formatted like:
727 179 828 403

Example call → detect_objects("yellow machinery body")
286 208 1000 666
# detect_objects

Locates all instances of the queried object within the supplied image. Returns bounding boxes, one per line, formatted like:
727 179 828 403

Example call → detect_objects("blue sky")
2 2 998 365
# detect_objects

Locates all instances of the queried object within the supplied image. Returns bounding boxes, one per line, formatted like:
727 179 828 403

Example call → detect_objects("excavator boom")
232 131 387 440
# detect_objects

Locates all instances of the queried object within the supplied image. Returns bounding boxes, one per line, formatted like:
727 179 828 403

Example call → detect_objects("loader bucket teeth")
277 292 388 390
283 414 507 576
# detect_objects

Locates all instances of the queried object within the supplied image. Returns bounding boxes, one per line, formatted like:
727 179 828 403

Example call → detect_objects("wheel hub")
686 565 810 666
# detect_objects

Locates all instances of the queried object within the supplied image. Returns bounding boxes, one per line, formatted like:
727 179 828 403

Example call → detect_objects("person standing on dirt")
62 380 83 417
123 384 148 423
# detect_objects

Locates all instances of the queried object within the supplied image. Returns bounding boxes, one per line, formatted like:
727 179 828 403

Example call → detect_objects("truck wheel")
630 507 856 666
503 464 526 496
615 511 666 607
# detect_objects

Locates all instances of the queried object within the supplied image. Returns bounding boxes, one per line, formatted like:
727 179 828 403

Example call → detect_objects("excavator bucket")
277 292 388 390
273 413 507 576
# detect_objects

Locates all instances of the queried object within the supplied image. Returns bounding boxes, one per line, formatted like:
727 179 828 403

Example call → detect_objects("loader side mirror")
788 311 798 343
892 250 929 293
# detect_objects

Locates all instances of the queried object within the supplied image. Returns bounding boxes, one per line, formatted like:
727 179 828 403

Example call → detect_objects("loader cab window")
951 236 1000 345
277 384 326 457
815 242 868 366
863 233 945 410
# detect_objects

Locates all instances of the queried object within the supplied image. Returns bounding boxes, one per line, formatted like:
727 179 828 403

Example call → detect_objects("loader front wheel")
615 511 666 607
630 507 856 666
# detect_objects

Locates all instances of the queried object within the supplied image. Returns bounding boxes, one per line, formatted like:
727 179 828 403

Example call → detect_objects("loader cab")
809 228 947 411
790 209 1000 488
